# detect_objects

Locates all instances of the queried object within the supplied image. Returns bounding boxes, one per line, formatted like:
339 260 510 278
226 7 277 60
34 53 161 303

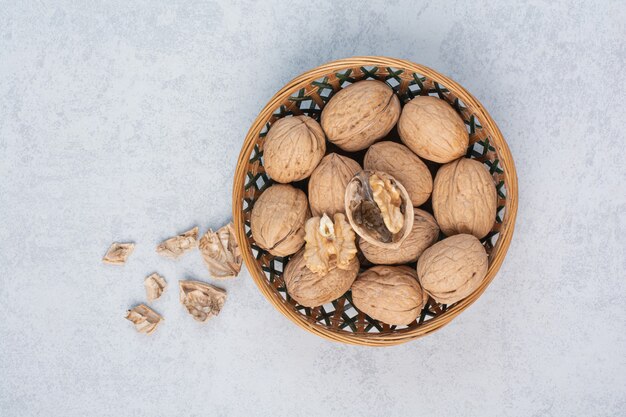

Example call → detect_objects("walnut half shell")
179 280 227 322
344 170 414 249
198 222 242 279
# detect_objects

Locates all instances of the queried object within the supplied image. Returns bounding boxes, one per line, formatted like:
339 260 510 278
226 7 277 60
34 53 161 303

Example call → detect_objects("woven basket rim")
233 56 518 346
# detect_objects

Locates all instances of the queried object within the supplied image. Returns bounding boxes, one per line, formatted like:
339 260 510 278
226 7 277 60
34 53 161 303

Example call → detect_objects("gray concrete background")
1 1 624 416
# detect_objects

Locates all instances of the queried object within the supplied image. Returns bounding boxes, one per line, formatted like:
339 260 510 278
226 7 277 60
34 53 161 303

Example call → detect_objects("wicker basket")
232 57 518 346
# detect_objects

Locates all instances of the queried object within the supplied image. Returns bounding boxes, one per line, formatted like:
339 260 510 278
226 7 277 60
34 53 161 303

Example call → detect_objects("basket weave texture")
233 57 518 346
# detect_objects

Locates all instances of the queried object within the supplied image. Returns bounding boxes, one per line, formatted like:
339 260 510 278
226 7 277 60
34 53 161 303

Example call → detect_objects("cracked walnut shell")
359 208 439 265
263 115 326 183
283 250 359 307
417 234 488 305
398 96 469 163
102 242 134 265
351 265 428 326
364 141 433 207
179 280 227 322
199 222 242 279
251 184 309 257
432 157 497 239
304 213 357 275
308 153 361 217
125 304 163 335
345 170 414 249
156 227 198 259
321 80 401 151
144 273 167 301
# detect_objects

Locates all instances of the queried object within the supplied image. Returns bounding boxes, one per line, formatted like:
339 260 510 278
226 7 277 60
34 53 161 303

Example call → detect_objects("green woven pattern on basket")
242 65 507 335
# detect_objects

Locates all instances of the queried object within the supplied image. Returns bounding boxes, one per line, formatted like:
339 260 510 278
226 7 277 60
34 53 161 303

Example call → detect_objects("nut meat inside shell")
345 170 414 249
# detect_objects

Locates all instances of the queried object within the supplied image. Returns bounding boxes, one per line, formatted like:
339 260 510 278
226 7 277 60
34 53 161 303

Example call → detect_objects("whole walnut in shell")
417 234 488 305
263 115 326 183
250 184 309 257
308 153 361 217
304 213 357 275
432 157 497 239
321 80 401 151
345 170 414 249
398 96 469 163
283 250 359 307
359 208 439 265
364 141 433 206
351 265 428 326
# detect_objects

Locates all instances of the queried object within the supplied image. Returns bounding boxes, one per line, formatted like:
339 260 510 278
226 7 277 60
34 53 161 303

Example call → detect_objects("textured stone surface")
0 1 624 416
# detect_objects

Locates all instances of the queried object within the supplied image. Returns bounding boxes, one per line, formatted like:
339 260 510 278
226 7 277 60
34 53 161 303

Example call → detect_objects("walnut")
156 227 198 259
308 153 361 217
263 115 326 183
432 157 497 239
125 304 163 335
359 208 440 264
398 96 469 163
283 250 359 307
102 242 134 265
417 234 488 304
303 213 357 275
345 170 414 249
198 222 242 279
250 184 309 257
364 141 433 207
144 273 167 301
351 266 428 326
179 280 227 322
321 80 401 151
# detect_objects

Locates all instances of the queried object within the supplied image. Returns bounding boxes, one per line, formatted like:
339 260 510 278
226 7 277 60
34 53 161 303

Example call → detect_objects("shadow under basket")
232 56 518 346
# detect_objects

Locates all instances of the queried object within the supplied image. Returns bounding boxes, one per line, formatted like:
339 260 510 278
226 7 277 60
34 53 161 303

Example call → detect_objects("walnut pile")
246 79 502 326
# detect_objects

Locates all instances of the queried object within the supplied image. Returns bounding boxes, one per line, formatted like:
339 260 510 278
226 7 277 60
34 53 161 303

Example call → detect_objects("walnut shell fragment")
345 170 414 249
417 234 488 305
359 208 440 265
321 80 401 151
432 157 497 239
364 141 433 207
179 280 227 322
199 222 242 279
156 227 199 259
250 184 309 257
283 250 359 307
102 242 135 265
303 213 357 275
144 273 167 301
398 96 469 163
125 304 163 335
263 115 326 183
351 266 428 326
308 153 361 217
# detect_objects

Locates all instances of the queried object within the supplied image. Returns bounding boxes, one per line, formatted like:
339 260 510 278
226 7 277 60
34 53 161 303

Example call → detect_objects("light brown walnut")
308 153 361 217
321 80 401 151
417 234 488 304
398 96 468 163
263 115 326 183
432 157 497 239
351 265 428 326
345 170 414 249
250 184 309 257
359 208 439 265
364 141 433 207
283 250 359 307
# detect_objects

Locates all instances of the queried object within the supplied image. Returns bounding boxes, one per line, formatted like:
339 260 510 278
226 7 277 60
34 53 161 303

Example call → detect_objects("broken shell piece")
303 213 357 275
144 273 167 301
125 304 163 335
102 242 135 265
345 171 414 250
156 226 198 259
179 280 226 322
198 222 242 279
